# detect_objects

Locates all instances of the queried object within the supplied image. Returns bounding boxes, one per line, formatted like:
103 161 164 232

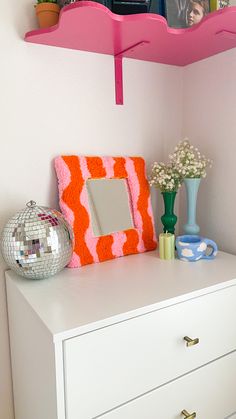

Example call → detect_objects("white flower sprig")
169 139 212 178
149 162 182 192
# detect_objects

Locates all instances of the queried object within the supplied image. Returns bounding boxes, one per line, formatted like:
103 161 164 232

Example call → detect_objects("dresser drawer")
64 285 236 419
100 350 236 419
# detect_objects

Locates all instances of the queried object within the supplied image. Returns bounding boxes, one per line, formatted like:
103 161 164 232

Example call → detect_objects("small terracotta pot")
35 3 60 28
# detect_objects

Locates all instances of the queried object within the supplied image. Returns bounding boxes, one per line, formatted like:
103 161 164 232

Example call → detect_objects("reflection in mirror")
86 178 134 237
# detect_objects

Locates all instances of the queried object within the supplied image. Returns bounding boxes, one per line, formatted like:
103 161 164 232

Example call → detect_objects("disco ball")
1 201 74 279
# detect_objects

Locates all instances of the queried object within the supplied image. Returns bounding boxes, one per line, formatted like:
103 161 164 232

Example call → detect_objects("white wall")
0 2 183 418
181 49 236 254
3 2 236 417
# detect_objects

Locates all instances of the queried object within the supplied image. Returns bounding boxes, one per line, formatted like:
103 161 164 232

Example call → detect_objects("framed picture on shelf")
149 0 165 15
164 0 210 28
210 0 229 10
112 0 151 15
59 0 112 9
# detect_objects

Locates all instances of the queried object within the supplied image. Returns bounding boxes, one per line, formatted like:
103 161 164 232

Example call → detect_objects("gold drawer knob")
181 409 197 418
183 336 199 347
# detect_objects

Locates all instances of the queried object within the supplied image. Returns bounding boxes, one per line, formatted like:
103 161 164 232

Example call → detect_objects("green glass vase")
161 191 177 234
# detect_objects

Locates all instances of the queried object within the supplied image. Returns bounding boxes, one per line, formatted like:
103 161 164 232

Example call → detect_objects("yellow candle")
164 233 172 259
159 232 175 260
171 234 175 259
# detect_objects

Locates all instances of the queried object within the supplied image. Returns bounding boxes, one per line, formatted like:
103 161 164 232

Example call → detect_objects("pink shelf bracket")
114 41 149 105
215 29 236 41
114 56 123 105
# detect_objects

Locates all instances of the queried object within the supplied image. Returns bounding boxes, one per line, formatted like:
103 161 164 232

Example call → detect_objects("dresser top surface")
6 251 236 340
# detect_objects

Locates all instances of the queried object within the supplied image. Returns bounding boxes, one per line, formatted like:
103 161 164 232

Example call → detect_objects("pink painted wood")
114 57 123 104
25 2 236 103
25 3 236 65
114 42 148 104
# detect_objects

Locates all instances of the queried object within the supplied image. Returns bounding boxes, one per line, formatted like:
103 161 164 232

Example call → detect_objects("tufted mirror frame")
55 155 157 267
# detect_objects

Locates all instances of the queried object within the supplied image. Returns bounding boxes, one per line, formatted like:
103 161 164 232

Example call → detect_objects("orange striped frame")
55 156 157 267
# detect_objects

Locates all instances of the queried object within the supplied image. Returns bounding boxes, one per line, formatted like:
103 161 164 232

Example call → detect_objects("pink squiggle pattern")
112 231 127 257
102 157 129 257
79 155 91 179
147 195 157 243
54 156 76 267
68 251 81 268
54 157 75 228
102 156 115 178
125 157 145 253
79 156 99 263
100 156 117 259
124 178 135 227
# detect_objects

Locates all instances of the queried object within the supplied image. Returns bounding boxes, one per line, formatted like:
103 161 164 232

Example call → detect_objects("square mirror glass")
86 178 134 237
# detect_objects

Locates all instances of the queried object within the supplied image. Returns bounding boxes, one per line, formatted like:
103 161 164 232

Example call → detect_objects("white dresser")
6 251 236 419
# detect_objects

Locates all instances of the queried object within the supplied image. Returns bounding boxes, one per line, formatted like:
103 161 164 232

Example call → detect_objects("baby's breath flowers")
149 162 182 192
169 139 212 178
149 139 212 192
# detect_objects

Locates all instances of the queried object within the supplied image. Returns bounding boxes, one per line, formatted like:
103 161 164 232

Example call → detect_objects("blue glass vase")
183 178 201 235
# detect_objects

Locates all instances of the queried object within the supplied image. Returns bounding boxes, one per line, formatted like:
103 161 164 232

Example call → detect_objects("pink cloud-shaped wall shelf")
25 2 236 104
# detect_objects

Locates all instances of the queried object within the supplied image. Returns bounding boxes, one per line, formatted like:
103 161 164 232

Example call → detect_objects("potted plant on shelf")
149 162 182 234
35 0 61 29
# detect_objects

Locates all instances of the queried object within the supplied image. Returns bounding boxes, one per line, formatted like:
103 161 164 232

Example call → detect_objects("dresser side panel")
6 277 60 419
